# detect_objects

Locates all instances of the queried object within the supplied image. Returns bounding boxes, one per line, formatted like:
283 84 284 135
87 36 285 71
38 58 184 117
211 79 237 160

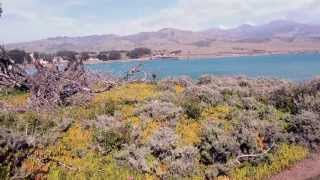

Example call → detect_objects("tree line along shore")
4 47 186 65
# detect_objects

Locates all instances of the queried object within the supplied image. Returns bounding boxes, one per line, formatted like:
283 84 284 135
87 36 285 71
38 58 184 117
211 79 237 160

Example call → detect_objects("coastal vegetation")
2 53 320 179
3 47 153 65
0 9 319 179
95 48 152 61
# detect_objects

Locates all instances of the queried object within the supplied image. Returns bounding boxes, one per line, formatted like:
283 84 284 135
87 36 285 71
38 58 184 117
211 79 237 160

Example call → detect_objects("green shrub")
0 88 26 97
183 85 223 106
24 112 41 135
103 100 116 116
3 78 320 179
198 126 238 166
47 168 67 180
94 127 130 153
135 101 182 123
183 101 202 119
0 112 18 129
0 165 10 180
287 111 320 149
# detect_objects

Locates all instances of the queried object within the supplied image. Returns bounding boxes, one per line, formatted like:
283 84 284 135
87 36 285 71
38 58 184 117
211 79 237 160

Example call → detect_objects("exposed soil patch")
271 154 320 180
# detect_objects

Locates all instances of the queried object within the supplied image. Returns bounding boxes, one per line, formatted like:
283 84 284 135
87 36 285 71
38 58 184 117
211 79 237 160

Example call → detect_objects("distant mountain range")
6 20 320 56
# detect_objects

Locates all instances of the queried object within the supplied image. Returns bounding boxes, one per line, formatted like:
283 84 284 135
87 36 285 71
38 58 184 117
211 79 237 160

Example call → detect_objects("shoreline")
84 50 320 64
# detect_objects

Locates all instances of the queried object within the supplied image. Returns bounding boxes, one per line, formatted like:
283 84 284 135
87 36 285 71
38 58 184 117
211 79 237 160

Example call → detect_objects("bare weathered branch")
234 143 275 165
0 46 29 90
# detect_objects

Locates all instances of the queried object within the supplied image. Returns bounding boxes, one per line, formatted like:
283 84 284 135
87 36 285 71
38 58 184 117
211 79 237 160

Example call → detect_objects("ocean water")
86 53 320 81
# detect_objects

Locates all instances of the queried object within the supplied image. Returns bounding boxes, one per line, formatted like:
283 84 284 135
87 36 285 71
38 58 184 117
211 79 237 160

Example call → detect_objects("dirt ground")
271 154 320 180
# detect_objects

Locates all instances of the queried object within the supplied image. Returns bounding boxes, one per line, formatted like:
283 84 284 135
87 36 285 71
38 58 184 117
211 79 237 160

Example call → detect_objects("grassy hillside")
2 75 320 179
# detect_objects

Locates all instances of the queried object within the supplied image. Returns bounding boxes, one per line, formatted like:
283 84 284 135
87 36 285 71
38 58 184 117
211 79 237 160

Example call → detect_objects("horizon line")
6 19 320 45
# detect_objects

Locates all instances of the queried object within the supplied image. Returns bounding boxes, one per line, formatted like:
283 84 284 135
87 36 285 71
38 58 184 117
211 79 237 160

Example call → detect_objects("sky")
1 0 320 43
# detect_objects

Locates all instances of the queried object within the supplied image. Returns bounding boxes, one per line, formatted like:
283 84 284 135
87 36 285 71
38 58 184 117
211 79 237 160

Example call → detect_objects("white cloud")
126 0 320 32
1 0 320 43
0 0 108 43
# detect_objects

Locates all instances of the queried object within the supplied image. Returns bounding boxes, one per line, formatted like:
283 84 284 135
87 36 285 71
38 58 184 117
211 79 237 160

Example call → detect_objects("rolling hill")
6 20 320 56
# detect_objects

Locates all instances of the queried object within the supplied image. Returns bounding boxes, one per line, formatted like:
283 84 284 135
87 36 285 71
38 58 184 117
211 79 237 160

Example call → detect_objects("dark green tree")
108 51 121 60
56 50 78 61
127 48 151 59
97 51 109 61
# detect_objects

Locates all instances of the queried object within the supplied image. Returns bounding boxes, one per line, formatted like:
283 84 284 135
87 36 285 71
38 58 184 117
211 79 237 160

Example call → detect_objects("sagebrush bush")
269 78 320 114
92 115 125 129
197 75 289 97
103 100 117 116
165 146 199 178
158 76 193 91
0 111 18 129
4 76 320 179
240 97 262 110
94 127 131 153
158 90 183 105
199 125 238 166
287 111 320 149
115 145 152 173
232 110 287 153
135 101 182 124
269 86 297 113
198 109 287 178
91 116 132 153
184 85 223 106
149 127 178 160
183 101 202 120
0 128 34 177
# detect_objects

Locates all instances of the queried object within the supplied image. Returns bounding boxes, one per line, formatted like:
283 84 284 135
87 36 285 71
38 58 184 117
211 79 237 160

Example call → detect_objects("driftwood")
123 63 144 81
0 45 119 111
234 143 275 165
28 54 123 110
123 63 151 82
29 56 92 110
1 46 152 111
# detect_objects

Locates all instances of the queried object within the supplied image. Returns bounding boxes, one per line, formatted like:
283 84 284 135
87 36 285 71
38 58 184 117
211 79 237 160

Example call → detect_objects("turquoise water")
86 53 320 81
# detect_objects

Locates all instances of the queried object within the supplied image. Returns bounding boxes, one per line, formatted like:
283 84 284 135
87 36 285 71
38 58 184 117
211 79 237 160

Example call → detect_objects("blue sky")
1 0 320 43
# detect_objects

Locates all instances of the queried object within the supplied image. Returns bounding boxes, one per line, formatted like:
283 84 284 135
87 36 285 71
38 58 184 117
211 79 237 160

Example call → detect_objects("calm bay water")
86 53 320 81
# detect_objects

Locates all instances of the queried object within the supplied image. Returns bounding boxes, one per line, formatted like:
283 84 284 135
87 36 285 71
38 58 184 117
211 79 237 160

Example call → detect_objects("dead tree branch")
1 46 150 111
123 63 143 81
29 57 91 110
234 143 275 165
0 46 29 90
